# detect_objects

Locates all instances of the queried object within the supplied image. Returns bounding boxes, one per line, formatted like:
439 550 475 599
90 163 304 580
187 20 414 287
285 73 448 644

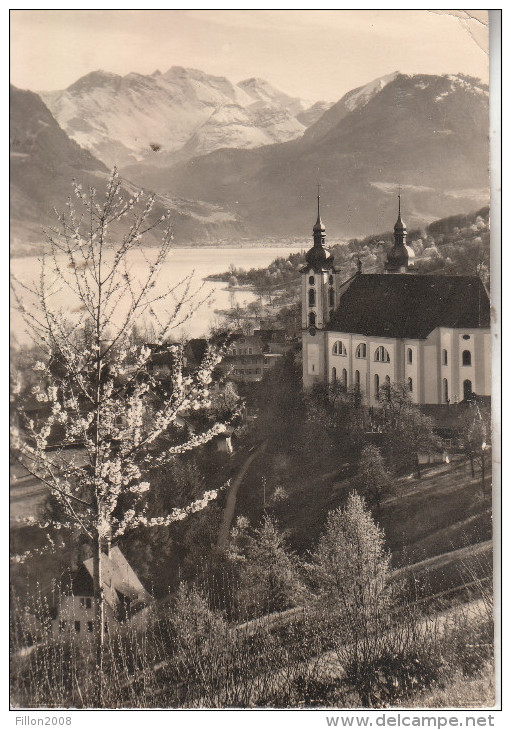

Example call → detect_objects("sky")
10 9 489 101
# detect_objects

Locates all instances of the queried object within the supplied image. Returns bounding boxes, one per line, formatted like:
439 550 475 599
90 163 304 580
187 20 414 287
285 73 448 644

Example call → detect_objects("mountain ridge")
41 66 331 169
140 72 489 239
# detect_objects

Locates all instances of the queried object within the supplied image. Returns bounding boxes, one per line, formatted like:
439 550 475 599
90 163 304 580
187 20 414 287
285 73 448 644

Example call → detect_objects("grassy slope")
233 449 492 594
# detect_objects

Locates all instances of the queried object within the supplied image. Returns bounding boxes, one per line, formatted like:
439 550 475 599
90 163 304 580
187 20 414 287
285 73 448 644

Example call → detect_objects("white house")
301 196 491 405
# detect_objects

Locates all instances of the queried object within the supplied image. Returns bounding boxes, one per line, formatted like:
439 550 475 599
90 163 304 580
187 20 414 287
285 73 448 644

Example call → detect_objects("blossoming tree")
11 170 231 672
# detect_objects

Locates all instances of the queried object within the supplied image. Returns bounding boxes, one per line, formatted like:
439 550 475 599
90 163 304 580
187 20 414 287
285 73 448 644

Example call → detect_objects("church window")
442 349 448 366
374 346 390 363
374 374 380 397
443 378 449 403
329 287 334 306
408 377 413 392
462 350 472 366
356 343 367 359
332 341 347 356
407 348 413 364
355 370 360 387
463 379 473 400
308 289 315 307
385 375 391 386
463 334 470 340
309 312 316 327
309 276 315 285
332 367 337 382
329 275 334 285
342 369 348 388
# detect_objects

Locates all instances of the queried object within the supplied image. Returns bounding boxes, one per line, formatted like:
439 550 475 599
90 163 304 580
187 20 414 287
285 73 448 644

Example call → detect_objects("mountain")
145 73 489 239
10 85 244 255
41 67 324 169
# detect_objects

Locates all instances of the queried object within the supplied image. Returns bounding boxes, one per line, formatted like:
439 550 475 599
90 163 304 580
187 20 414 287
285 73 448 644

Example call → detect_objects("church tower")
301 194 338 388
385 194 415 273
300 193 338 332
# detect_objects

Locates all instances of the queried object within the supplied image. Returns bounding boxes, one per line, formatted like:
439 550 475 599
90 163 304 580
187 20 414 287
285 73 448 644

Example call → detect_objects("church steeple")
313 191 326 247
305 190 334 271
385 191 414 273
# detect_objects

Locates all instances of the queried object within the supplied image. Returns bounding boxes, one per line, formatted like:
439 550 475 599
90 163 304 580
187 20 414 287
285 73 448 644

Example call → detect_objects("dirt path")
217 441 267 551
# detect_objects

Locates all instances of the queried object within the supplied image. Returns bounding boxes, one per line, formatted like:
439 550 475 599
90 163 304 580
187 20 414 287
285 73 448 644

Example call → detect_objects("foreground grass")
397 662 495 709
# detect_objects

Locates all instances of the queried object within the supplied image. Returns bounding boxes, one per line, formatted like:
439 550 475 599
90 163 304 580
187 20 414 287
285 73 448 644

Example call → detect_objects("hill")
145 73 489 239
10 85 245 255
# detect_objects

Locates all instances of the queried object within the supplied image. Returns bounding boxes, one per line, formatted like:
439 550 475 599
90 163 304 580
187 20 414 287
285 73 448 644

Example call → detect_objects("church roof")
327 274 490 339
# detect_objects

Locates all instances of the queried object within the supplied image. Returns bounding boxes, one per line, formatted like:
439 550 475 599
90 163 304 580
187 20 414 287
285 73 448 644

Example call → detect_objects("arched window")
332 341 347 356
463 379 473 401
332 367 337 382
407 348 413 364
329 287 334 307
442 349 448 366
308 288 315 307
309 275 315 285
355 370 360 387
385 375 391 387
374 346 390 363
374 374 380 397
443 378 449 403
329 274 334 285
355 343 367 359
342 368 348 388
408 377 413 392
462 350 472 366
308 311 316 327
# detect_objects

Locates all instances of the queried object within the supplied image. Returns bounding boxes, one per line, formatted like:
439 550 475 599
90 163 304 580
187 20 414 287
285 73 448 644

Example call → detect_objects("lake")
11 246 305 344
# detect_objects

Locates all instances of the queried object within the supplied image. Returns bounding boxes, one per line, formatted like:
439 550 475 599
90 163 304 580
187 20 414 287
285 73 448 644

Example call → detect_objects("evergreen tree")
230 514 306 618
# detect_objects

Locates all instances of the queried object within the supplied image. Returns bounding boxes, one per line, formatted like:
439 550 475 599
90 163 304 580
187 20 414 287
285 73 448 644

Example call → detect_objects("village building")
221 333 286 383
51 546 152 639
301 196 491 405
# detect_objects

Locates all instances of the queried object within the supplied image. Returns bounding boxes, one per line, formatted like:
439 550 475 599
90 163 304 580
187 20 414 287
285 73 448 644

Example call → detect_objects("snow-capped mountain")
10 85 244 254
41 67 324 168
302 71 399 144
153 73 489 239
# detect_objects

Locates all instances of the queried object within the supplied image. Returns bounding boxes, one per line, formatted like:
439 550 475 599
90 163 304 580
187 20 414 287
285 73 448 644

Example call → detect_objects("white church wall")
368 338 396 405
403 340 420 404
302 331 327 389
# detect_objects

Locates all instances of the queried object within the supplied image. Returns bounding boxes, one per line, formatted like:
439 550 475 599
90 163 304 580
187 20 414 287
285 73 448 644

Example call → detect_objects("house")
301 195 491 405
51 546 152 639
220 334 284 383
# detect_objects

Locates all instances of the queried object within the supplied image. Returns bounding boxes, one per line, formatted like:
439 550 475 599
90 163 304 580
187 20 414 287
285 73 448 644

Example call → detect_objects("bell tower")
301 192 338 388
301 192 337 332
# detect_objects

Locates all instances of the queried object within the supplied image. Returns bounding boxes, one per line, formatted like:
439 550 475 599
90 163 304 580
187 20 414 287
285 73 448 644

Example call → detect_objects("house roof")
80 546 152 609
327 274 490 340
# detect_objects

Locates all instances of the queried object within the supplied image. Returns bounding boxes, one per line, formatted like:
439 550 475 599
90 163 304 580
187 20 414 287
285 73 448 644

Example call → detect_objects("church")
301 196 491 405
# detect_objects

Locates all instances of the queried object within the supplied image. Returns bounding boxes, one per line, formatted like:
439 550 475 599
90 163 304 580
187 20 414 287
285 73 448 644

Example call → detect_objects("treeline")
212 206 490 296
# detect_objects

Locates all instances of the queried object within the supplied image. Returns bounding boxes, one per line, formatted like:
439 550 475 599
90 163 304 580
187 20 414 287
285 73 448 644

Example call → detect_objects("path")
217 441 267 551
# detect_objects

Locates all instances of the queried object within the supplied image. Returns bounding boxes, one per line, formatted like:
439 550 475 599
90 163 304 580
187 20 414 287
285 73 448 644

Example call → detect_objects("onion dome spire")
385 191 414 273
313 192 326 241
394 192 406 234
305 189 334 271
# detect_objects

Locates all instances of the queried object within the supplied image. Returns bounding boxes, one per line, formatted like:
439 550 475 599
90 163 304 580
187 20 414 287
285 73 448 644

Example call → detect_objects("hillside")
10 85 245 255
209 205 491 297
146 73 489 239
41 67 329 168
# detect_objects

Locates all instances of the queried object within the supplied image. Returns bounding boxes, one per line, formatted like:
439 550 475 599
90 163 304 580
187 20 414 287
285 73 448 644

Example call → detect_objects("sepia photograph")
9 9 499 712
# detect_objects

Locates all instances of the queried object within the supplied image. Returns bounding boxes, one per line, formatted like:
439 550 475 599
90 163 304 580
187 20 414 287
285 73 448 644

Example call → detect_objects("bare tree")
11 170 230 698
